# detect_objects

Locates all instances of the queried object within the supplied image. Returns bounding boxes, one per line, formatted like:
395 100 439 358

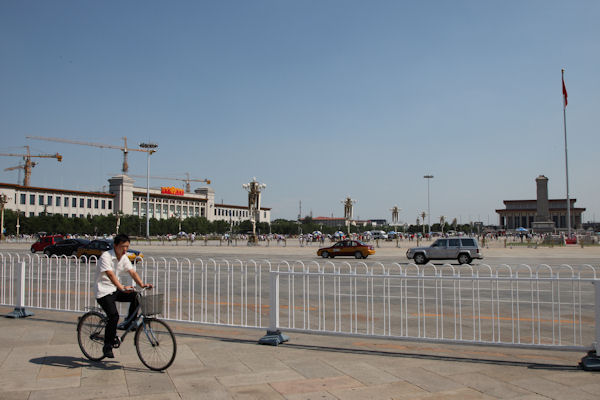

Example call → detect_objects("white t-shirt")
94 249 134 299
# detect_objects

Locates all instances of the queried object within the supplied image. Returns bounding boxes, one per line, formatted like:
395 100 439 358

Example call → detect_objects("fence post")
580 280 600 370
258 271 289 345
6 261 34 318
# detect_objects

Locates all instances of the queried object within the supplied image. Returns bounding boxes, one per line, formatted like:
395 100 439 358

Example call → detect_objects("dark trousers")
97 290 138 349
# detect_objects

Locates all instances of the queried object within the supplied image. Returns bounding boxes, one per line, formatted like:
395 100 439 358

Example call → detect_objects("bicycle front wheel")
135 318 177 371
77 311 106 361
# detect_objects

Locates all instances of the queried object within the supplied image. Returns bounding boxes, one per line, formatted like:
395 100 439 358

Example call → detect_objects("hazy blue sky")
1 1 599 224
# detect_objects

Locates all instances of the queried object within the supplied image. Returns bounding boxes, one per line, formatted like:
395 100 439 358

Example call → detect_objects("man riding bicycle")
94 233 153 358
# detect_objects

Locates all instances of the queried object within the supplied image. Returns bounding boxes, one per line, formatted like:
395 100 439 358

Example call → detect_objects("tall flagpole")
562 69 571 237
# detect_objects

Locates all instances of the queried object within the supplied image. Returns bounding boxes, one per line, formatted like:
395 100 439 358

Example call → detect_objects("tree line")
2 210 481 237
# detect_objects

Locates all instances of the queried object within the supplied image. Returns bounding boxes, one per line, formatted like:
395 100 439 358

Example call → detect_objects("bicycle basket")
139 293 164 316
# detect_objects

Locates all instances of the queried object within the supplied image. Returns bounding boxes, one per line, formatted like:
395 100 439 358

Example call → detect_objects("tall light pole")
424 174 434 234
139 142 158 239
242 177 266 243
341 196 357 236
390 205 401 233
0 194 10 240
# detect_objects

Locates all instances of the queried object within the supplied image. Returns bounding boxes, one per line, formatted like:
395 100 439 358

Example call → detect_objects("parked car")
406 237 483 264
76 239 143 262
43 238 90 256
31 235 64 253
317 240 375 259
371 230 388 240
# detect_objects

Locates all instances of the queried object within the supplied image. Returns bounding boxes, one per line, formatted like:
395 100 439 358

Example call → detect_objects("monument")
532 175 555 233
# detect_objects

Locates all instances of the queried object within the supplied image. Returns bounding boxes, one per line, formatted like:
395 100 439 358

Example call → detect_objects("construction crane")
26 136 154 174
127 173 211 193
0 146 62 186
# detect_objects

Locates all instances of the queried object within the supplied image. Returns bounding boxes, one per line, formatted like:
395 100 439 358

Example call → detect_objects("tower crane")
0 146 62 186
127 173 211 193
26 136 154 174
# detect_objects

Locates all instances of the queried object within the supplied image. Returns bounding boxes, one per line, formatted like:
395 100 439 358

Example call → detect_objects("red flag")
562 73 568 107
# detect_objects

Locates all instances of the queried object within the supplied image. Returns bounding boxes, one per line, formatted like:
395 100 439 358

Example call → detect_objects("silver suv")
406 237 483 264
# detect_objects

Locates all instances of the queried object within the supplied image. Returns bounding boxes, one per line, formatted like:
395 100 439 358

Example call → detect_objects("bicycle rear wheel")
134 318 177 371
77 311 106 361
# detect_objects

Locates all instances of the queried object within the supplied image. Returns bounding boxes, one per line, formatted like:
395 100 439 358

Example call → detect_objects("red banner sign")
161 186 184 196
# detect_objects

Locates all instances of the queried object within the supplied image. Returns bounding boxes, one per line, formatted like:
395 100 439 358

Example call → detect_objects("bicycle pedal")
112 337 122 349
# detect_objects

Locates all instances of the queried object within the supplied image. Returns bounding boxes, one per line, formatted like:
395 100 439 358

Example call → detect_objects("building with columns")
495 175 584 231
0 175 271 225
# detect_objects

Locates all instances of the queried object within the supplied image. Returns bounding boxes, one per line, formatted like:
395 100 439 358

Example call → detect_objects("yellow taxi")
317 240 375 259
76 239 143 263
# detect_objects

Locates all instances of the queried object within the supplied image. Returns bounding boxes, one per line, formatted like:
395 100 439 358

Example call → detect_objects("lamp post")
139 143 158 239
424 174 433 234
0 194 9 240
242 177 266 243
16 209 20 237
341 196 357 237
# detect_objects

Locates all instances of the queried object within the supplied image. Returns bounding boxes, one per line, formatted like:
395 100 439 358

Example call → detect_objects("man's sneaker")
103 346 114 359
117 320 137 332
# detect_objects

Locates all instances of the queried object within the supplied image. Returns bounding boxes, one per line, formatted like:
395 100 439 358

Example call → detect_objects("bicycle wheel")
77 311 106 361
134 318 177 371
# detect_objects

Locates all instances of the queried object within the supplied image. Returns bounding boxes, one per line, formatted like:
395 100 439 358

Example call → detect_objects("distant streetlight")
242 177 266 243
424 175 434 233
139 142 158 239
0 194 10 240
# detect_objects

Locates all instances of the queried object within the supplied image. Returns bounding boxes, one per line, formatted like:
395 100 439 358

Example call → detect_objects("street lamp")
424 174 434 233
139 142 158 239
0 194 10 240
242 177 266 243
341 196 357 236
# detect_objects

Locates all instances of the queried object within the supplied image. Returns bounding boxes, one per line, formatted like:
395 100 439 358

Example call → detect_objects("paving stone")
510 377 597 400
238 354 292 372
168 362 252 378
217 370 305 387
329 380 427 400
448 372 532 399
283 391 339 400
419 360 486 376
28 384 129 400
228 383 285 399
381 366 464 393
171 375 226 394
324 360 400 385
545 371 600 387
180 390 234 400
0 391 31 400
115 393 183 400
579 383 600 395
285 358 345 379
271 376 362 395
1 376 81 392
80 366 127 387
124 369 177 397
409 387 496 399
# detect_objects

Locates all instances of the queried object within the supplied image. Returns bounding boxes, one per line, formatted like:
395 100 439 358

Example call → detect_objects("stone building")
495 175 584 231
0 175 271 225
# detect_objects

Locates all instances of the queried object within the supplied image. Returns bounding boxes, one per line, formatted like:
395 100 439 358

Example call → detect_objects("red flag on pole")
562 70 568 107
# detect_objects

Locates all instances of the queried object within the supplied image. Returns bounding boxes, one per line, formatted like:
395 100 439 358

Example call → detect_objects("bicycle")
77 287 177 371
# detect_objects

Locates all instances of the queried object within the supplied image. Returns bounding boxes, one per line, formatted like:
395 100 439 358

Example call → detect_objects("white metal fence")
0 253 598 352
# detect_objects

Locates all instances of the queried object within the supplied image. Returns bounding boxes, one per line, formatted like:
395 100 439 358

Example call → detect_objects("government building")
0 174 271 225
495 175 584 231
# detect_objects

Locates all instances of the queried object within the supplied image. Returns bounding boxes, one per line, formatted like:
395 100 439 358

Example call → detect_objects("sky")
1 1 599 224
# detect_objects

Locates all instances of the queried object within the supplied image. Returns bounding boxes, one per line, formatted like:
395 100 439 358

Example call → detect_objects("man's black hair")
114 233 130 246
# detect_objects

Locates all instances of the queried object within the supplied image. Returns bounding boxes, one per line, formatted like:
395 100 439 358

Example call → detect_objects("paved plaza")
0 242 599 399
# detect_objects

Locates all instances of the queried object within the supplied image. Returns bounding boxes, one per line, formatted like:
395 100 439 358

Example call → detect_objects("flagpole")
562 68 571 237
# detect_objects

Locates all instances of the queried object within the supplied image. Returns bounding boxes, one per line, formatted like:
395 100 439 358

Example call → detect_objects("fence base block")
5 307 34 319
580 351 600 371
258 330 289 346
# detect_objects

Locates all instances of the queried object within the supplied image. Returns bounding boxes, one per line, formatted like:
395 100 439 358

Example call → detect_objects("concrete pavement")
0 306 598 400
